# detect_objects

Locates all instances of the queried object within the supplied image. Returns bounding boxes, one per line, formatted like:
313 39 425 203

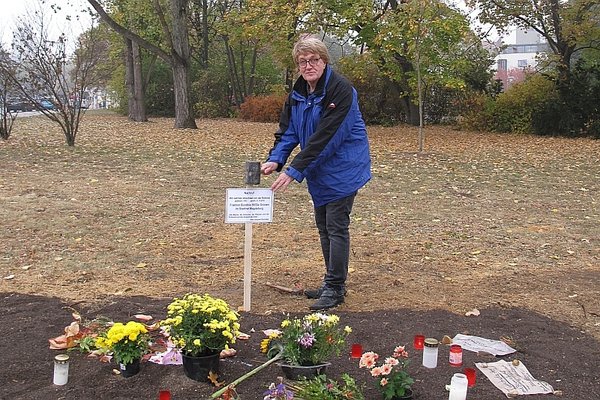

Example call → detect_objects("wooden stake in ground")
243 161 260 312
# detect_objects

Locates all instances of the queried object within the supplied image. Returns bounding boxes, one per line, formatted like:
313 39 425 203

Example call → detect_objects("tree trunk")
202 0 209 68
125 38 135 120
399 95 420 126
125 39 148 122
132 42 148 122
171 0 197 128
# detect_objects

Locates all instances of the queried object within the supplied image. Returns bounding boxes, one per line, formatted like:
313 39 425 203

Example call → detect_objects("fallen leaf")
441 335 453 345
208 370 224 387
220 348 236 358
465 308 480 317
134 314 153 322
4 274 15 280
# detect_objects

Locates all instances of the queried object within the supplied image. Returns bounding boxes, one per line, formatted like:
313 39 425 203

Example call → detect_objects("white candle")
53 354 69 385
448 373 468 400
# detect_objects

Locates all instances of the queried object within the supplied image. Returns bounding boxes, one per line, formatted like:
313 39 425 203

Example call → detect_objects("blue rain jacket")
267 65 371 207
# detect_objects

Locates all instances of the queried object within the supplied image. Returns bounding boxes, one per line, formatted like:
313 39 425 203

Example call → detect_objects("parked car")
6 101 34 112
39 99 56 110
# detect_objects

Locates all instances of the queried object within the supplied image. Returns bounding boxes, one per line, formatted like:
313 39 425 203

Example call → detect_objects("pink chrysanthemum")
359 351 378 368
385 357 400 366
381 363 393 375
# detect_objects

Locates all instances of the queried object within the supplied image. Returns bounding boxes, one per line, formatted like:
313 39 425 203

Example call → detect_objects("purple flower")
298 333 315 348
263 382 294 399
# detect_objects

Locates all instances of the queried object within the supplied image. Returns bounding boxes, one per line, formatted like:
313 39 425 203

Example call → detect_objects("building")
491 28 549 90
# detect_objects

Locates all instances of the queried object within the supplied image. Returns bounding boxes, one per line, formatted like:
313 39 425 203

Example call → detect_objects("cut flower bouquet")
359 346 414 399
161 293 241 356
263 312 352 366
95 321 150 366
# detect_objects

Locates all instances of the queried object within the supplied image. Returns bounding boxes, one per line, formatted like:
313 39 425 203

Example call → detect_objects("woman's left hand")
271 172 293 192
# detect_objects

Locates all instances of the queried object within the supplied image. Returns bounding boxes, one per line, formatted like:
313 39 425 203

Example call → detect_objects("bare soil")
1 112 599 399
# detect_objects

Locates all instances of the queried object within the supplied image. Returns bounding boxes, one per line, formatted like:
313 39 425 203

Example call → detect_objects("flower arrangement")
263 377 294 399
95 321 150 365
161 293 241 357
263 313 352 366
290 373 365 400
359 346 414 399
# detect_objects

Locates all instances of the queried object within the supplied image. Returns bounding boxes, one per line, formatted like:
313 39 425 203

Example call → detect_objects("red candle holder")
463 368 476 387
350 343 363 358
413 334 425 350
159 390 171 400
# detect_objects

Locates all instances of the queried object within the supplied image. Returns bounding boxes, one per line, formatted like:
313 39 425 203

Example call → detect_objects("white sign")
225 188 273 223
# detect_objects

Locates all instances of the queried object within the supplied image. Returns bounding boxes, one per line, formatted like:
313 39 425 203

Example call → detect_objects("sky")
0 0 91 46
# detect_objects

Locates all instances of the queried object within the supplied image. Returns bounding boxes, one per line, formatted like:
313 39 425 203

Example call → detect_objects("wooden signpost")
224 161 273 311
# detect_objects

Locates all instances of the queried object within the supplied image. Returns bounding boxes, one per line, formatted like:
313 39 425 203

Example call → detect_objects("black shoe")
305 286 348 299
304 287 324 299
309 289 345 311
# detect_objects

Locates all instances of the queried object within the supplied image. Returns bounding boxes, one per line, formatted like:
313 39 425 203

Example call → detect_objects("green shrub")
532 60 600 138
337 54 404 126
487 74 558 134
239 94 286 122
453 90 491 131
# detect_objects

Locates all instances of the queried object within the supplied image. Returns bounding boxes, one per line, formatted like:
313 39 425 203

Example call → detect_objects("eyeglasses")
298 58 321 68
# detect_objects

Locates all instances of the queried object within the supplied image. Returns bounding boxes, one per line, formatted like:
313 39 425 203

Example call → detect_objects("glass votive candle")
158 390 171 400
448 373 468 400
449 344 463 367
413 334 425 350
422 338 439 368
350 343 363 358
53 354 70 385
463 367 476 387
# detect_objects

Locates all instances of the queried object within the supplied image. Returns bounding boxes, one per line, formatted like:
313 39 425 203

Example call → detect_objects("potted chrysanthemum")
262 313 352 380
95 321 150 378
161 293 241 382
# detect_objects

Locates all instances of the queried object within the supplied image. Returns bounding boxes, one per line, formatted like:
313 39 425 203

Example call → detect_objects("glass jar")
422 338 439 368
448 372 468 400
53 354 69 385
449 344 463 367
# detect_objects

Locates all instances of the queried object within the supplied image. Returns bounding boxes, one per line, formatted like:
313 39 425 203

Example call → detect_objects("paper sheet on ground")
475 360 554 398
452 334 516 356
149 347 182 365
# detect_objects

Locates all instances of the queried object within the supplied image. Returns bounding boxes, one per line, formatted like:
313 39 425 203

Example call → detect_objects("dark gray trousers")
314 192 356 292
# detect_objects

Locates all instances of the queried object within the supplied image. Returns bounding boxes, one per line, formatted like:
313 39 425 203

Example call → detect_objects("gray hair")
292 37 330 65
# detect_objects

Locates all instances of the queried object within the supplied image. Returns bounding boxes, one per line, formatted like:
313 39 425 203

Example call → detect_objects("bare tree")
0 6 107 146
0 49 18 140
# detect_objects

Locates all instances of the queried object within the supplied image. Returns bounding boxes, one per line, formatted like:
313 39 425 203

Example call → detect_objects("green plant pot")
182 351 220 382
279 362 331 381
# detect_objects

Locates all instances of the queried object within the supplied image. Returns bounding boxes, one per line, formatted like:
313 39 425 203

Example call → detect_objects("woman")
261 36 371 311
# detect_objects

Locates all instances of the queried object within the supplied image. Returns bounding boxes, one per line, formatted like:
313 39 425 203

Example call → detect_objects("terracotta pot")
119 358 141 378
182 351 220 382
279 362 331 381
